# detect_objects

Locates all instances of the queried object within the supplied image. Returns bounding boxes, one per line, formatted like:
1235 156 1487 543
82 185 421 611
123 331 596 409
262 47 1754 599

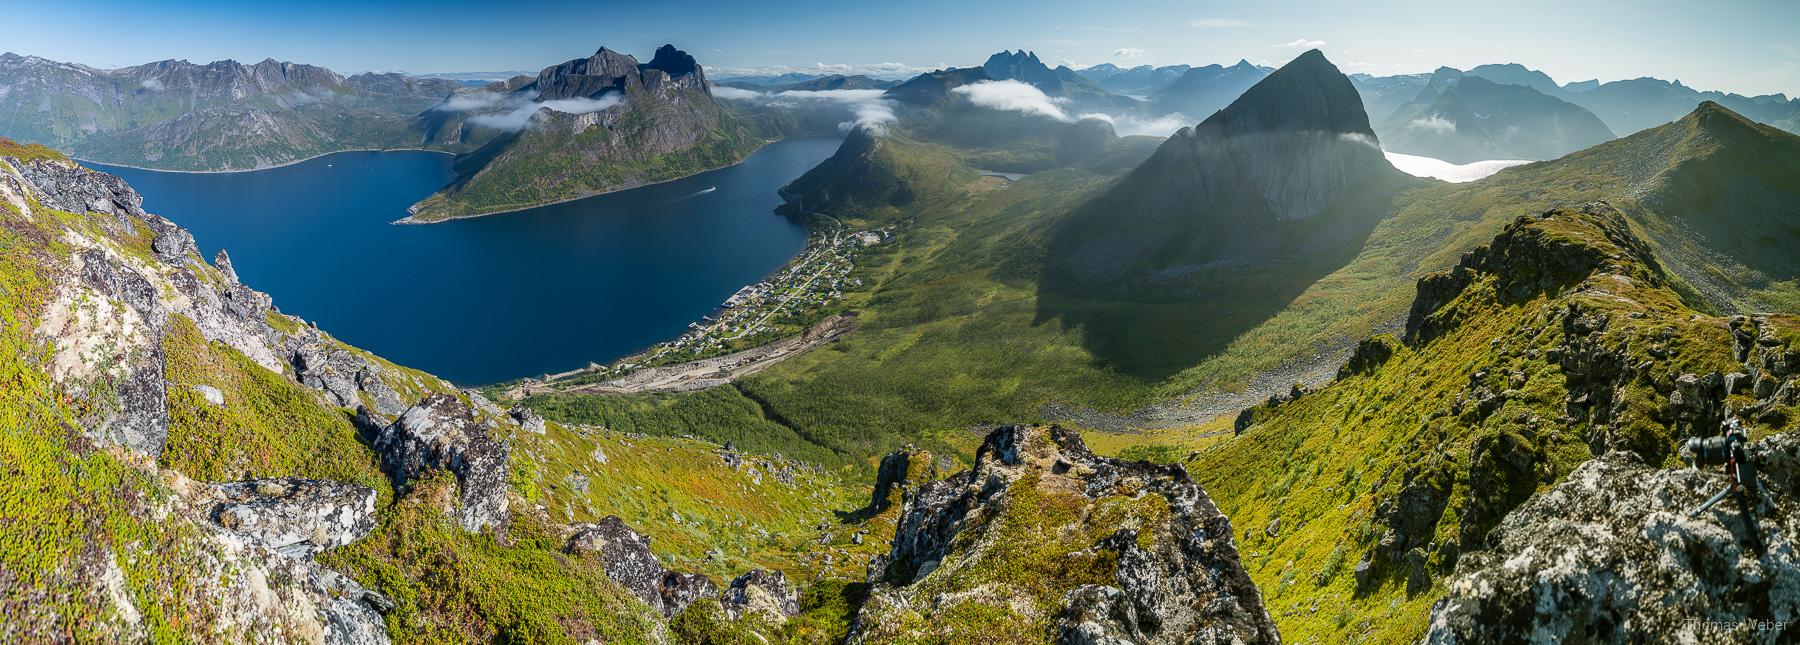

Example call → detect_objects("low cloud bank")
1076 112 1193 137
1410 114 1457 133
1385 151 1530 183
712 86 897 132
953 80 1083 122
435 90 624 131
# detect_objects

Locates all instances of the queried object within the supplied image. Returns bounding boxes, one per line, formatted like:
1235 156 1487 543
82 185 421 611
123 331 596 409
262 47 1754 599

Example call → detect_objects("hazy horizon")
4 0 1796 97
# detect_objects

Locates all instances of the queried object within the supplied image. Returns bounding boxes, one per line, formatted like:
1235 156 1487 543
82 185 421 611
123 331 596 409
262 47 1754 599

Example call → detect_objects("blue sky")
4 0 1796 96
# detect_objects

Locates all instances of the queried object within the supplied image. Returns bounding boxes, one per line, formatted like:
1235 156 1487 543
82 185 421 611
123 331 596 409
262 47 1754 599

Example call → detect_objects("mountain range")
980 50 1139 112
0 52 460 170
1075 62 1192 96
1377 72 1617 162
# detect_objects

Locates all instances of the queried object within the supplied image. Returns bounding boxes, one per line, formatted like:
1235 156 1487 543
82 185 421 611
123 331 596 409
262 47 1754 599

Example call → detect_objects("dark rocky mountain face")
0 52 459 170
1377 75 1617 163
1044 49 1413 303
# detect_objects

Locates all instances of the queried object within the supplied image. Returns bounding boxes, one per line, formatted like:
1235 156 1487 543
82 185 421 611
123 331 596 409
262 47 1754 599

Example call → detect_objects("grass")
160 314 392 498
1191 208 1763 643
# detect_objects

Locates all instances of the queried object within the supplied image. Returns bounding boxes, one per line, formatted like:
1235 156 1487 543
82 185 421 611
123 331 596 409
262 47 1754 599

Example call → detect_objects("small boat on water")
698 186 717 194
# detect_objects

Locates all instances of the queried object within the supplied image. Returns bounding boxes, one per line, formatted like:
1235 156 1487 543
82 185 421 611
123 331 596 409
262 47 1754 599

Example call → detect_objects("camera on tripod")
1685 417 1764 554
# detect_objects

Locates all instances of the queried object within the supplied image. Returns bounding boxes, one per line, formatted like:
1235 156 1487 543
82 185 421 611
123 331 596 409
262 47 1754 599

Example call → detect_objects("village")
513 224 892 394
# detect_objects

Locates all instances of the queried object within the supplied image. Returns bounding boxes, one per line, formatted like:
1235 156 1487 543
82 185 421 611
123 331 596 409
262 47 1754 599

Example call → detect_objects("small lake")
88 137 840 385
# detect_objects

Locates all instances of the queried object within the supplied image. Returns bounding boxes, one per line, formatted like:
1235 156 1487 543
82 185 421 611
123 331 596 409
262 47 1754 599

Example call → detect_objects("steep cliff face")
405 44 763 222
1045 49 1415 300
849 425 1278 644
0 53 460 170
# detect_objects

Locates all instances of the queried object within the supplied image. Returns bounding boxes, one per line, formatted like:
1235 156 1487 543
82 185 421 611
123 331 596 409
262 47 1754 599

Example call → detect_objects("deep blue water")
87 138 840 385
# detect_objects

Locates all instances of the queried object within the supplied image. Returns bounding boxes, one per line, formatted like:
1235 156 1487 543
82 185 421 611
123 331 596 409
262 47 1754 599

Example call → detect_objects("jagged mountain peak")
1195 48 1376 139
643 44 700 79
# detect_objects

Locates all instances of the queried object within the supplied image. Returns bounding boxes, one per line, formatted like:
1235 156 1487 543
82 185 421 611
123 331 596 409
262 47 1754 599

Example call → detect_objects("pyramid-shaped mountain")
1044 50 1414 300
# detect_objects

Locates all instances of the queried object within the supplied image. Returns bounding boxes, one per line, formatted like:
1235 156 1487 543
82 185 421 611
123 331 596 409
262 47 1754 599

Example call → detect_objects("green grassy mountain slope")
0 139 869 642
406 45 765 222
1193 203 1792 643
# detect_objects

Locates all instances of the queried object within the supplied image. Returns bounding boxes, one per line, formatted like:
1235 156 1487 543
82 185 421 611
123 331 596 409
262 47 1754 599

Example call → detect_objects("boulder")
372 394 511 533
721 570 800 621
566 516 717 617
509 405 545 434
205 478 378 559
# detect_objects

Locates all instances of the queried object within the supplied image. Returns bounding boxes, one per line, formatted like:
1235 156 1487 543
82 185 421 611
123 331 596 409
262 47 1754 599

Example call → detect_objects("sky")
3 0 1796 97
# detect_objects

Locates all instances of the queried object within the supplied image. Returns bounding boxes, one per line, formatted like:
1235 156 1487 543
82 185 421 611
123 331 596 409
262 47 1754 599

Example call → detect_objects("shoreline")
77 147 455 175
392 137 801 225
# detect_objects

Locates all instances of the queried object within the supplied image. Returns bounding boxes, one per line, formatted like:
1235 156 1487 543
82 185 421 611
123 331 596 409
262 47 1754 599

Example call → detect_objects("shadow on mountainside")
1033 182 1410 382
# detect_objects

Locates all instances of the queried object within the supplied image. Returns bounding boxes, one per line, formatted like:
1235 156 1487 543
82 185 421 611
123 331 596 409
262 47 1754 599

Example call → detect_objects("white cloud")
1338 132 1380 149
1409 115 1457 133
1082 112 1193 137
459 91 624 131
1191 18 1251 28
1385 152 1530 182
954 80 1075 121
139 78 164 91
434 91 509 112
712 86 897 132
1112 48 1147 60
710 85 764 100
1277 38 1327 49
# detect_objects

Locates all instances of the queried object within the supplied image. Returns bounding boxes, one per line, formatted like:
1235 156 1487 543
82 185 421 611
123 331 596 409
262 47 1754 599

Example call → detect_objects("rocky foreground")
853 425 1279 644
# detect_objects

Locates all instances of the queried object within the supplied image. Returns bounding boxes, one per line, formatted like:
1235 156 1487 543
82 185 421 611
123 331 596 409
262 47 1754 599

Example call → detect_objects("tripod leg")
1689 486 1731 518
1736 491 1767 556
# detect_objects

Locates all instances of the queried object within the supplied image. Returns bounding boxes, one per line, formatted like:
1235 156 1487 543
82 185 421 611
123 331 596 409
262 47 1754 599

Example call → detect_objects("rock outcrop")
566 516 717 617
205 478 378 559
370 394 511 533
721 570 801 622
1426 430 1800 643
852 425 1278 644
